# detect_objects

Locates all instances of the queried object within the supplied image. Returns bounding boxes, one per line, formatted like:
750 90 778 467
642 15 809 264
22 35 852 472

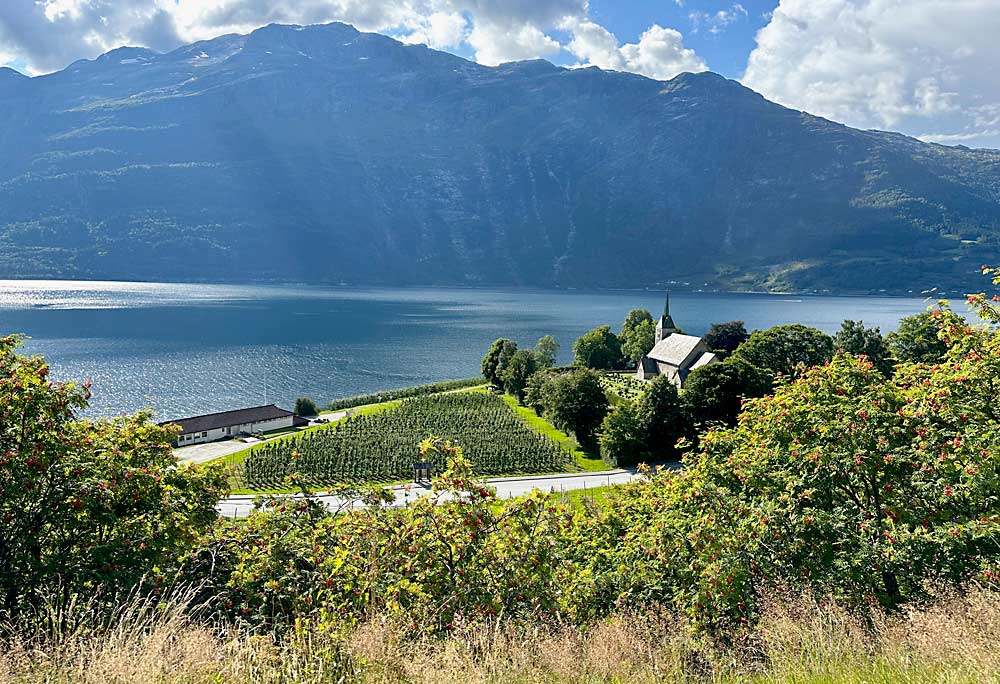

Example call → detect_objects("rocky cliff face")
2 22 999 292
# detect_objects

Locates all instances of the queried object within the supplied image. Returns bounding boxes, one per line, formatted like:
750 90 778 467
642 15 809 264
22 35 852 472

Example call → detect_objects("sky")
2 0 999 149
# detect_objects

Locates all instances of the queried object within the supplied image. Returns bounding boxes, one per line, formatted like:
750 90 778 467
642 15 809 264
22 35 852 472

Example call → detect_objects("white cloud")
467 21 561 65
689 3 747 35
0 0 183 74
400 11 468 50
563 19 707 80
742 0 1000 149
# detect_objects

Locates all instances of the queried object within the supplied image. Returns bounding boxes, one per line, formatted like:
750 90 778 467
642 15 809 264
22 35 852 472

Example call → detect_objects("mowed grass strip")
236 391 575 489
497 393 607 472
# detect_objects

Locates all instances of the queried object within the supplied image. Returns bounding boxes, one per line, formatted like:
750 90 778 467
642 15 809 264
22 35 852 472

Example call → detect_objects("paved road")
216 469 638 518
174 412 348 464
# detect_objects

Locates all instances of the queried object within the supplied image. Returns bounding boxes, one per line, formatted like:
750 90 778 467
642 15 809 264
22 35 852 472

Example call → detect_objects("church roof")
646 333 704 367
690 351 718 370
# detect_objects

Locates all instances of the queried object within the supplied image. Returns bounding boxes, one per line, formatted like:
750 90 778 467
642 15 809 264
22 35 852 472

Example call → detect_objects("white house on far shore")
636 292 719 388
162 404 307 445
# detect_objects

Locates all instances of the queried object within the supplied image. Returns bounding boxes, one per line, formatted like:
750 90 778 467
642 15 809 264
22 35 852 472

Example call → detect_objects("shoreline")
0 276 943 299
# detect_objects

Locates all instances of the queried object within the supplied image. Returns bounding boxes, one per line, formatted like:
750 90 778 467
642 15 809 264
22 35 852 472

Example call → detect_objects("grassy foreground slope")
4 590 997 683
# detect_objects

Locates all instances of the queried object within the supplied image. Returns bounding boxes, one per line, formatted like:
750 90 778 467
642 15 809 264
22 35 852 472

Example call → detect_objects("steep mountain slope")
1 22 999 292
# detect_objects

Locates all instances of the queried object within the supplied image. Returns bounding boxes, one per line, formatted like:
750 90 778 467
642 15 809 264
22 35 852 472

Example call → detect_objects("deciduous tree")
482 338 517 386
500 349 538 402
683 358 772 427
573 326 622 370
834 319 894 377
702 320 749 358
533 335 559 369
732 324 833 377
886 311 949 364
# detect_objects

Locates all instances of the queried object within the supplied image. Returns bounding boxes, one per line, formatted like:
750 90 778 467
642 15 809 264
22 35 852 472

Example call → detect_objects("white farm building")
164 404 307 445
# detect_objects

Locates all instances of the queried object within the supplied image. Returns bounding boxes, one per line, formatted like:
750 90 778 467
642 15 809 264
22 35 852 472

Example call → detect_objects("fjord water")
0 281 927 419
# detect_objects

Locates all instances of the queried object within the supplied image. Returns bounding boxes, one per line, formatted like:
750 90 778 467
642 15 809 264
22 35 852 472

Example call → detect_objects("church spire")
655 289 678 343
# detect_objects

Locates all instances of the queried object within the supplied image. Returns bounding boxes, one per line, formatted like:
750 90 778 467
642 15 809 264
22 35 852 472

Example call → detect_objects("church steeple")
655 290 678 343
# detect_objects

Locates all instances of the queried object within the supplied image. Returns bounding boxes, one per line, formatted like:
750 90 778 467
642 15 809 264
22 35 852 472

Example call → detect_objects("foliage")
325 379 484 412
0 335 227 620
834 319 894 377
619 310 656 365
635 376 690 461
482 338 518 387
682 358 773 428
572 326 623 370
732 324 834 377
703 320 749 358
532 335 559 369
886 311 950 364
240 392 572 488
620 319 656 367
595 339 1000 632
499 349 538 402
188 446 586 631
294 396 319 417
598 375 693 467
527 369 609 449
598 402 644 468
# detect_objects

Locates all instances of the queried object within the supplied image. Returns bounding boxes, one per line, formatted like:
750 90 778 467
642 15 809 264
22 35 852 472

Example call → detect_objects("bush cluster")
186 313 1000 635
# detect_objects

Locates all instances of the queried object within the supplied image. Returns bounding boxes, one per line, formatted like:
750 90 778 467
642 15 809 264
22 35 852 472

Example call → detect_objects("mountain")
2 22 1000 293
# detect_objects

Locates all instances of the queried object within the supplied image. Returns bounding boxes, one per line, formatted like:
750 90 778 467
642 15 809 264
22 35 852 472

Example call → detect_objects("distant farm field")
237 391 574 489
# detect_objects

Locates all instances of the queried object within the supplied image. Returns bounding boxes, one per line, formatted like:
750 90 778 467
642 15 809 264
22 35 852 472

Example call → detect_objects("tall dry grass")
2 590 999 683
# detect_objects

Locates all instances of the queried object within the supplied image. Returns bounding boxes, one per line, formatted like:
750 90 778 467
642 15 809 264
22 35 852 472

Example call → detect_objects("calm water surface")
0 281 929 419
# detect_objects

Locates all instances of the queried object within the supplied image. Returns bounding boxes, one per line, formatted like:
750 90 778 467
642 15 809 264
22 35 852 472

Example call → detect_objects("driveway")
216 468 639 518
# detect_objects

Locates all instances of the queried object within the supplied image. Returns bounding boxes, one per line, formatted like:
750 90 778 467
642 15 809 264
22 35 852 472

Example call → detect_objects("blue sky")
586 0 775 78
1 1 999 148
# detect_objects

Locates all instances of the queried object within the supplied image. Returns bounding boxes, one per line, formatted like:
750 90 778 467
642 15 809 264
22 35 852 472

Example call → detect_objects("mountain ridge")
1 22 999 293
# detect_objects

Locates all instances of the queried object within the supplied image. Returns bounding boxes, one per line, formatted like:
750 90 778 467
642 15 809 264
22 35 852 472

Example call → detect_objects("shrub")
294 396 319 417
188 446 586 631
595 336 1000 632
0 335 227 620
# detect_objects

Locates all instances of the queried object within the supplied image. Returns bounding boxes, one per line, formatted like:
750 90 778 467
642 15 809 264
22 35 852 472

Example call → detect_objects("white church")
636 292 719 388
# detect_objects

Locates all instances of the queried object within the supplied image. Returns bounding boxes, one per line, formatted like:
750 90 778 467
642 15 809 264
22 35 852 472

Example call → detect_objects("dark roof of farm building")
160 404 297 434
